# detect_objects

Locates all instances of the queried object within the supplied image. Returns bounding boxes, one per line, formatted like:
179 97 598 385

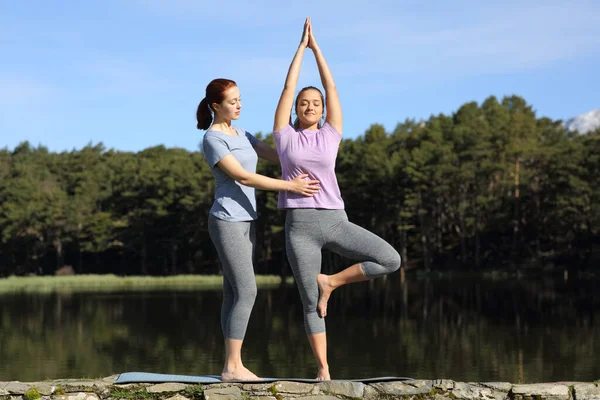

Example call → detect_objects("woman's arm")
254 141 279 164
273 18 311 133
308 21 342 134
216 154 319 196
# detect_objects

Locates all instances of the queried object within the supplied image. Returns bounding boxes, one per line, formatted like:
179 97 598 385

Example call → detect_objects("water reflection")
0 275 599 382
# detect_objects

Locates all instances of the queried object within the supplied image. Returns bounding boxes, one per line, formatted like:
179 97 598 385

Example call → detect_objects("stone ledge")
0 378 598 400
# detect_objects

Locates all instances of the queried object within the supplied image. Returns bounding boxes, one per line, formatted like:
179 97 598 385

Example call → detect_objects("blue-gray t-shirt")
202 127 260 221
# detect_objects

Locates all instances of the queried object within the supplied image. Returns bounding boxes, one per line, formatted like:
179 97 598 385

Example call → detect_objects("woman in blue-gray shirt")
197 78 320 381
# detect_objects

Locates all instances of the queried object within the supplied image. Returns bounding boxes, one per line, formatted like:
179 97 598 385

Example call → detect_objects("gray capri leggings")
285 209 401 335
208 215 258 341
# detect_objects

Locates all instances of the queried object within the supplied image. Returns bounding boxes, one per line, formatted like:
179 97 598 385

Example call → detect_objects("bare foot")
316 366 330 381
317 274 334 318
221 366 261 382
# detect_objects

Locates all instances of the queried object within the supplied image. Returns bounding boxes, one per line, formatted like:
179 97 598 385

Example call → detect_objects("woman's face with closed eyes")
295 88 324 129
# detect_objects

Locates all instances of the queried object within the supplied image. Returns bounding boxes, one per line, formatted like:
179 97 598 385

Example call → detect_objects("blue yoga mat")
115 372 412 384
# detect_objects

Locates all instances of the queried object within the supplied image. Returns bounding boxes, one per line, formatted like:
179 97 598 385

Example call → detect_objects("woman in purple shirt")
273 18 402 380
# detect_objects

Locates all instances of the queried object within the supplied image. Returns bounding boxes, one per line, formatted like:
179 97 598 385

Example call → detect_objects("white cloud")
565 109 600 134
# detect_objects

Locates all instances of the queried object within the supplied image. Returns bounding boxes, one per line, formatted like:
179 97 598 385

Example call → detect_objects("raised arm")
308 21 342 134
273 18 311 133
216 154 319 196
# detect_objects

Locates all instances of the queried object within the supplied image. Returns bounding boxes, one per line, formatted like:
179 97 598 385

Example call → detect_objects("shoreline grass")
1 268 595 295
0 274 294 294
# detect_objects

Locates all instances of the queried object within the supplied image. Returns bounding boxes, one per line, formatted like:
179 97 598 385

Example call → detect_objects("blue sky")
1 0 599 152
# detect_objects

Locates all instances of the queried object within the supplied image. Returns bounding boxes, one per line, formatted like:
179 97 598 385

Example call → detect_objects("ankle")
223 361 244 372
319 273 333 287
327 276 339 289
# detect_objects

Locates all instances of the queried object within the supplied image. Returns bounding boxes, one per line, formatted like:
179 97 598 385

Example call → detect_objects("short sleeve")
203 134 230 168
319 122 342 143
273 124 295 147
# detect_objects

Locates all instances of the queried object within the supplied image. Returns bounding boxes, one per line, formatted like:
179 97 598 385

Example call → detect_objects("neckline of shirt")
208 127 241 137
297 127 319 133
296 122 328 133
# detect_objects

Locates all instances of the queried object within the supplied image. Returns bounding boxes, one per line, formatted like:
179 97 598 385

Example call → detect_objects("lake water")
1 274 599 382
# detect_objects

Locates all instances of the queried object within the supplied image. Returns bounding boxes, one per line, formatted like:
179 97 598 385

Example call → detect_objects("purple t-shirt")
274 122 345 209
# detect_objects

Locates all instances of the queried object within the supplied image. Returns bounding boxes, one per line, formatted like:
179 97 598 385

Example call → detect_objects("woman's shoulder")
233 125 248 135
203 129 222 139
318 121 342 136
203 130 229 149
205 126 245 140
274 124 296 136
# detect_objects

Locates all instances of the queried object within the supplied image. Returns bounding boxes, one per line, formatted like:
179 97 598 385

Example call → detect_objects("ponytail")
196 78 237 130
196 98 213 130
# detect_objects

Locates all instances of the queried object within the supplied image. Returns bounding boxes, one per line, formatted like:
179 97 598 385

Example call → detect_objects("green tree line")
0 95 598 276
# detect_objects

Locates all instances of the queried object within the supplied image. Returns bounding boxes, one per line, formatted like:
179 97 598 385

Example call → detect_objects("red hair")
196 78 237 130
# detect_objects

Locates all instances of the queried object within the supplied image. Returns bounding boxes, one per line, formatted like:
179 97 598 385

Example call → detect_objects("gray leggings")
208 215 257 341
285 209 401 335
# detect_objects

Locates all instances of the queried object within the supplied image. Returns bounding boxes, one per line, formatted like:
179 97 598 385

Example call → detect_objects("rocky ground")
2 376 600 400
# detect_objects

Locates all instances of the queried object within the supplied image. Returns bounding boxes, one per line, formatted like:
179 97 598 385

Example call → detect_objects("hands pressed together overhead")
300 17 318 50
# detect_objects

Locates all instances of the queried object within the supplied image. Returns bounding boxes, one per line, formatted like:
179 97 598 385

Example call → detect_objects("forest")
0 95 598 276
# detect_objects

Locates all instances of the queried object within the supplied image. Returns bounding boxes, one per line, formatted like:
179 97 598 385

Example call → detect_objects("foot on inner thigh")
317 274 335 318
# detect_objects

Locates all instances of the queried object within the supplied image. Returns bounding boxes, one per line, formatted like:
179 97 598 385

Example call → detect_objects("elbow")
238 177 252 186
229 171 252 186
237 173 254 187
324 83 337 91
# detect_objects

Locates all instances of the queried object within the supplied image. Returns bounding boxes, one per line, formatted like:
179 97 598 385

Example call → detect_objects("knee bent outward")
385 248 402 273
362 247 401 278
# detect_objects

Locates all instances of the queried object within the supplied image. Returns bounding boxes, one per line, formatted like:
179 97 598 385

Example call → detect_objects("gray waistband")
285 208 347 223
